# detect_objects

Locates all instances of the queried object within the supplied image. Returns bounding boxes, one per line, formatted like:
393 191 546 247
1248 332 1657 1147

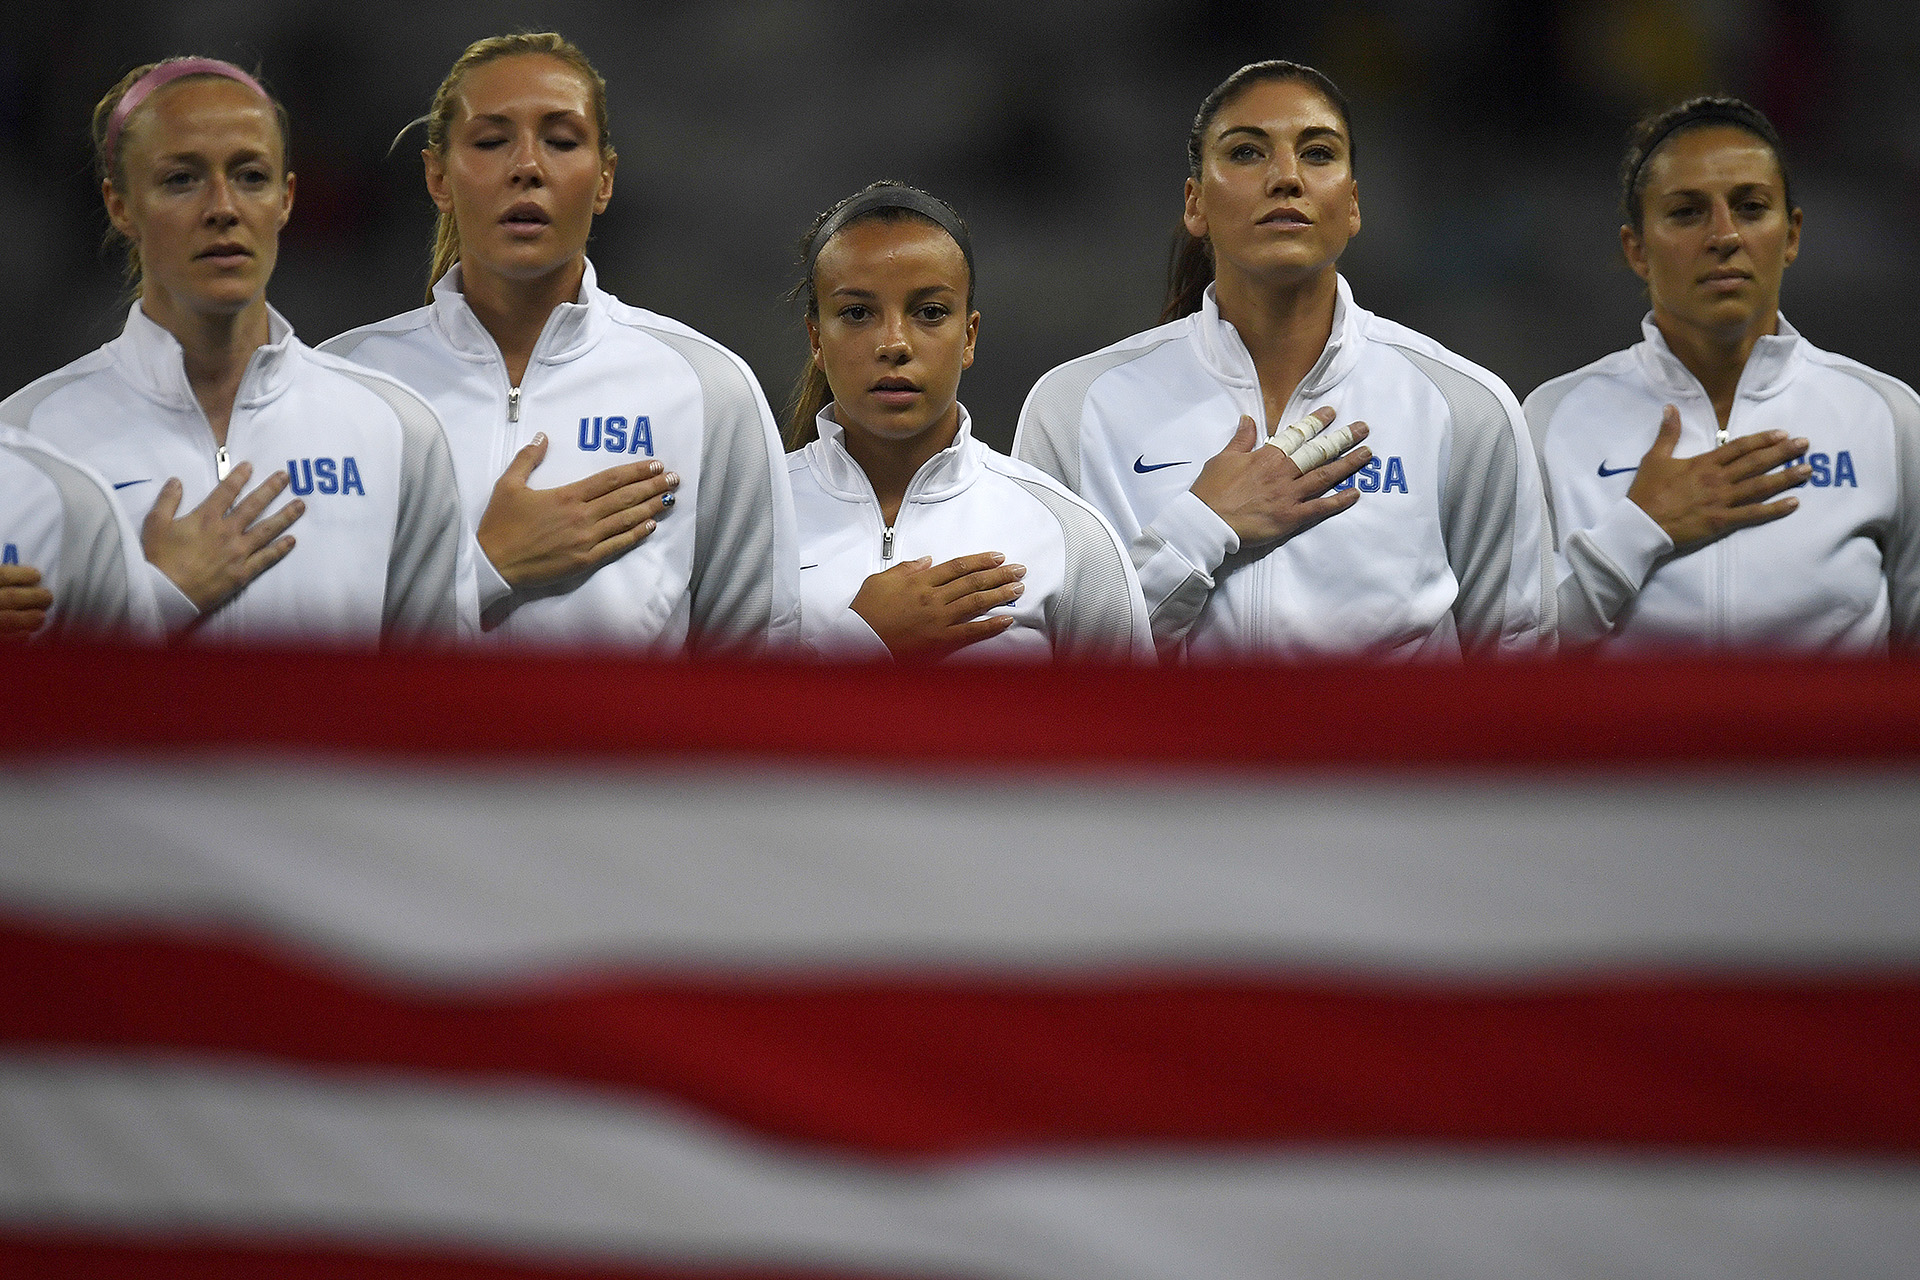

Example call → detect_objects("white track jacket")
792 406 1153 663
1014 277 1554 659
323 262 800 655
0 425 159 641
1527 314 1920 652
2 304 474 646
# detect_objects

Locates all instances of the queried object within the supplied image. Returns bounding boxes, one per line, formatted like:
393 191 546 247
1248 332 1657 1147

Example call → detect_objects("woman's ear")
423 147 453 214
1620 224 1649 282
806 314 822 367
1182 176 1208 241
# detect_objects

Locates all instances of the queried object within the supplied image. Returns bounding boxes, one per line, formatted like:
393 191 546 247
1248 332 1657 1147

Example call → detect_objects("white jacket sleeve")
1402 351 1552 654
1014 372 1227 655
1 432 162 642
641 328 801 658
1856 368 1920 649
1524 386 1674 648
333 370 478 644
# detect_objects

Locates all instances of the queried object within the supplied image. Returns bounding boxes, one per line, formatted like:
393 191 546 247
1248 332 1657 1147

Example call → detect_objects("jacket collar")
1191 273 1368 400
428 258 606 368
1633 311 1803 403
111 300 300 412
804 403 984 506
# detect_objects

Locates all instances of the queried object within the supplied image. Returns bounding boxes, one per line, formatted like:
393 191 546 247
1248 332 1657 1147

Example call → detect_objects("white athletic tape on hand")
1288 424 1355 472
1264 415 1328 456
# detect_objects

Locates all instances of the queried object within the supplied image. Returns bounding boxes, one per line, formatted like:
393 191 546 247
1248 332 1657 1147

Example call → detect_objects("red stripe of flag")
8 643 1920 767
0 1234 937 1280
3 915 1915 1157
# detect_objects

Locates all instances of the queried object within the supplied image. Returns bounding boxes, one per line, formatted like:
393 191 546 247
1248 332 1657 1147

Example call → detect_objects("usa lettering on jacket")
286 457 366 496
1798 451 1858 488
1333 455 1410 494
578 415 653 456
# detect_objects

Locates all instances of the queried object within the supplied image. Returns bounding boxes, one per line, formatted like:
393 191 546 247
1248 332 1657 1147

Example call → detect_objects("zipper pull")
215 444 231 481
882 526 895 561
508 387 522 423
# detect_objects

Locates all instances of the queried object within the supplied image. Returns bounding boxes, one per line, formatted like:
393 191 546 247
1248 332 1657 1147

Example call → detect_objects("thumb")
501 432 549 487
1645 406 1681 462
143 477 183 537
1227 414 1258 453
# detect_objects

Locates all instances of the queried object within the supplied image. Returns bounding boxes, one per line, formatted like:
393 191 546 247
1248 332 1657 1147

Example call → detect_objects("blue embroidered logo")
2 543 16 565
1802 451 1858 488
111 478 152 490
286 458 366 497
1134 456 1187 474
580 415 654 456
1597 461 1638 478
1334 456 1409 494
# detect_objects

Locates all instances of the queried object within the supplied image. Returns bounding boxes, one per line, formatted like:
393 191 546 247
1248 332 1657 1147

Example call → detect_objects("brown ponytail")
784 358 834 450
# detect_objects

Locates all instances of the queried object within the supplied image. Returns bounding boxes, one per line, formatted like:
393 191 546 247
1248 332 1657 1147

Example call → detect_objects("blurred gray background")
4 0 1915 451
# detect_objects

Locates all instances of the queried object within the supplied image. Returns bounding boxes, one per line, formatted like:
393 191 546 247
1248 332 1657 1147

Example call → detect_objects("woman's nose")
1266 153 1303 196
1705 200 1741 249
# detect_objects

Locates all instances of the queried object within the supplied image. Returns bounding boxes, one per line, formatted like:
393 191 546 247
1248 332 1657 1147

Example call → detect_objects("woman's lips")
871 379 920 406
501 203 551 237
196 242 250 267
1259 208 1312 227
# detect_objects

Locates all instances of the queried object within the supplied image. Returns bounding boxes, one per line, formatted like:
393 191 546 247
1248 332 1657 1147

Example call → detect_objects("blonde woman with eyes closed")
325 32 799 653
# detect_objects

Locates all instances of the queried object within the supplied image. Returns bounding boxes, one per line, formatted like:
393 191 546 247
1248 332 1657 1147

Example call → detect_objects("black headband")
1628 104 1771 202
803 186 973 282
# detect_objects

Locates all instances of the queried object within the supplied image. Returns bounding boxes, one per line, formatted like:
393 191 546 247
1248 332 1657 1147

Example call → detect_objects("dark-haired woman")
787 183 1151 662
1528 96 1920 651
1 57 473 644
1015 61 1553 659
325 33 798 651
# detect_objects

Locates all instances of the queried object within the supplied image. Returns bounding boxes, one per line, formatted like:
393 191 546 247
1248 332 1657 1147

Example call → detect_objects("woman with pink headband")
1 57 474 644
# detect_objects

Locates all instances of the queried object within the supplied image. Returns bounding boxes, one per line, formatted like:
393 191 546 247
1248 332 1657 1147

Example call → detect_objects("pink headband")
104 58 269 172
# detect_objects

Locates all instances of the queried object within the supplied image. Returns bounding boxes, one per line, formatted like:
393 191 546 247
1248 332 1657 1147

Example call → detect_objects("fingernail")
1010 564 1026 579
665 472 680 486
292 500 306 513
1011 582 1025 595
643 519 656 533
648 460 663 474
989 553 1004 564
533 432 546 446
1793 439 1809 450
660 492 675 508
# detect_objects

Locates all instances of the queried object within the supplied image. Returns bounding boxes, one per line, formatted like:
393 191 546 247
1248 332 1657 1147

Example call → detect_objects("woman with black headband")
786 181 1151 662
1527 96 1920 651
1015 60 1553 659
1 56 473 644
326 32 798 652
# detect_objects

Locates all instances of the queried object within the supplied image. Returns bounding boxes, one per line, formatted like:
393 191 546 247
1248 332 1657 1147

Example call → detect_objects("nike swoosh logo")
1597 462 1638 478
112 479 153 490
1134 456 1189 474
799 563 819 571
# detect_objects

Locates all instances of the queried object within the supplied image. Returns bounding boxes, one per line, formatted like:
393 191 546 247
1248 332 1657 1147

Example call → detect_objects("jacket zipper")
881 525 894 561
215 444 231 481
508 386 521 423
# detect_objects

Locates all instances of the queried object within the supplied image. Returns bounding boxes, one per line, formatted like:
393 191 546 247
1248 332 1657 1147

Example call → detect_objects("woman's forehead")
122 79 281 160
454 54 593 117
816 219 967 286
1212 78 1342 137
1646 126 1781 188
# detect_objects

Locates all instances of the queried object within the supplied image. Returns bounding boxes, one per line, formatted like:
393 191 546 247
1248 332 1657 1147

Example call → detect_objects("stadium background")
3 0 1915 451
